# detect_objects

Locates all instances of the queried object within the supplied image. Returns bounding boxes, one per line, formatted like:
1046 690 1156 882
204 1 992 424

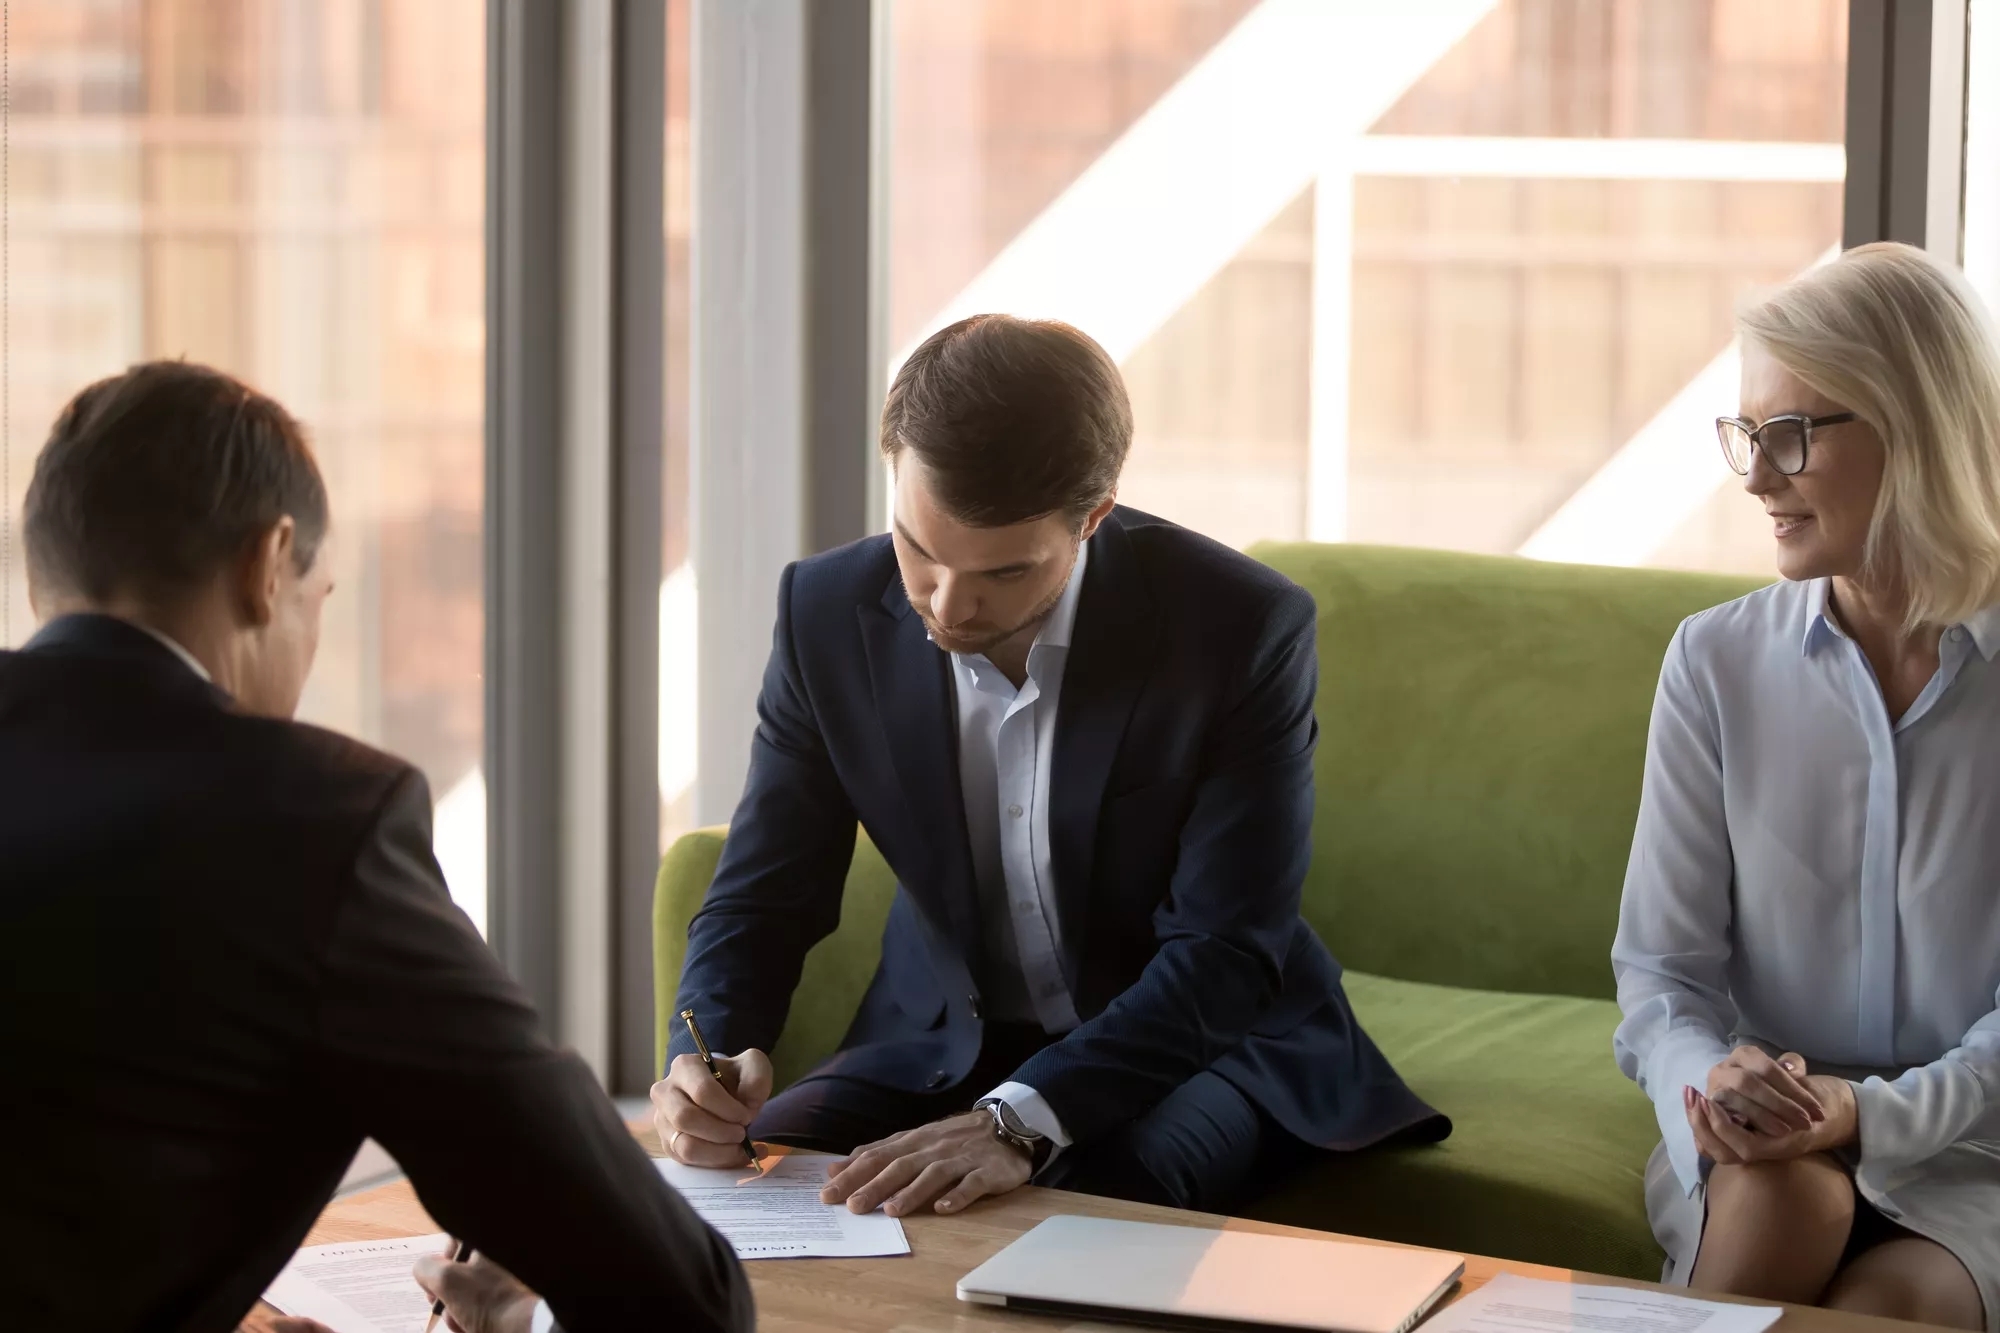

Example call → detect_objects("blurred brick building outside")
3 1 1846 901
4 0 484 806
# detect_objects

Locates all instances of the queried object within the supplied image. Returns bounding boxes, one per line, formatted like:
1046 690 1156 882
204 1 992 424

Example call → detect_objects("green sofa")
655 543 1764 1280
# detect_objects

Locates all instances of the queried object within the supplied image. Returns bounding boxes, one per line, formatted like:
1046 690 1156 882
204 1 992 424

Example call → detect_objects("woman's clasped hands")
1685 1046 1859 1166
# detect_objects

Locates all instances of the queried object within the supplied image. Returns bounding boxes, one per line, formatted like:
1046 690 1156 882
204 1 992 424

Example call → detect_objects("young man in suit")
655 315 1446 1221
0 362 751 1333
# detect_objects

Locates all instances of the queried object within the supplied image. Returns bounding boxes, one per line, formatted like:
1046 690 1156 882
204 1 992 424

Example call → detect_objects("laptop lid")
957 1215 1465 1333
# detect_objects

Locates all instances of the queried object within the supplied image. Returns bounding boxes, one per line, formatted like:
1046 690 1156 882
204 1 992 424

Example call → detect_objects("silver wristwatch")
973 1096 1048 1166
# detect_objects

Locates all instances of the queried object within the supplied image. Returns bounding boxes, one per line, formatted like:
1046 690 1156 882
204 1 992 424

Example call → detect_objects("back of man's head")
24 360 327 613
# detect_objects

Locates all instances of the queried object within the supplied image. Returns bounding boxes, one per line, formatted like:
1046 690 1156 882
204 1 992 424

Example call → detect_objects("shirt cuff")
985 1081 1072 1146
1643 1030 1733 1197
531 1298 556 1333
984 1081 1071 1177
1851 1059 1992 1183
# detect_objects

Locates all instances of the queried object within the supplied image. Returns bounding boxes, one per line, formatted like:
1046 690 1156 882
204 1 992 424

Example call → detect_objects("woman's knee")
1691 1154 1855 1301
1824 1239 1985 1331
1705 1153 1856 1227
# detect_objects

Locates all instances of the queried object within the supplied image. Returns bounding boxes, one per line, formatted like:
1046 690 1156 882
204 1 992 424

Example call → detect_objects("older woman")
1613 241 2000 1333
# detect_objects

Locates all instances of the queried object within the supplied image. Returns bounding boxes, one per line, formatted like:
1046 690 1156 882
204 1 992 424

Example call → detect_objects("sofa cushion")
1245 970 1663 1280
1251 543 1762 1001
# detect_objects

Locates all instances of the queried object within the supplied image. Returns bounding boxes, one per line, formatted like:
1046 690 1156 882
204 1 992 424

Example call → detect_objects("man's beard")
913 571 1071 659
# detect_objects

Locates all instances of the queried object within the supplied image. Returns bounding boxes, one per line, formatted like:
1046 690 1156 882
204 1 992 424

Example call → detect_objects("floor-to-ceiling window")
1967 0 2000 316
661 0 696 852
2 0 487 925
887 0 1848 575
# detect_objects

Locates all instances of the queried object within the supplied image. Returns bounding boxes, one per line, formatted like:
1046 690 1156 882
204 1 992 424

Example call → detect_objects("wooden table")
250 1127 1932 1333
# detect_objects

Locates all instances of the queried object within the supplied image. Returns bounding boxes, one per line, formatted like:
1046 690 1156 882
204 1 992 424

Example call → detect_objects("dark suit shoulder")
254 712 430 836
252 714 421 805
786 532 900 609
0 645 418 860
774 535 907 666
166 704 422 850
1113 506 1313 631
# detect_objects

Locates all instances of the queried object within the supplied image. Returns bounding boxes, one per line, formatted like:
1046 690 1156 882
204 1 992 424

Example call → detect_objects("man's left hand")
819 1111 1031 1217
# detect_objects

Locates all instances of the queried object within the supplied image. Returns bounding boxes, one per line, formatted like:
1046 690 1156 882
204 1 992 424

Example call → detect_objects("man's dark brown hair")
880 314 1133 527
24 360 328 606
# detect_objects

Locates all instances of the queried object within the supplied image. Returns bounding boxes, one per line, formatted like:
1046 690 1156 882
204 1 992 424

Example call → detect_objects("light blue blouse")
1613 577 2000 1201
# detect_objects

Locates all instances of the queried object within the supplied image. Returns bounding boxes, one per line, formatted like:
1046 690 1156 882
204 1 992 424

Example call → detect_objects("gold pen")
681 1008 761 1165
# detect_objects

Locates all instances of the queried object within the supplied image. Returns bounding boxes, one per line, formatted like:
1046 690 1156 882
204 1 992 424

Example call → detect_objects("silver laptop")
958 1215 1464 1333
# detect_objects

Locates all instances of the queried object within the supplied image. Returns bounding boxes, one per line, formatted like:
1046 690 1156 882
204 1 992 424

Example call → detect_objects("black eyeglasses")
1715 412 1857 477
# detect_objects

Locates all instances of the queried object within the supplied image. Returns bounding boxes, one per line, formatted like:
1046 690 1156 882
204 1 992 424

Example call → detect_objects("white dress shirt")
948 537 1090 1154
136 622 212 682
1613 578 2000 1229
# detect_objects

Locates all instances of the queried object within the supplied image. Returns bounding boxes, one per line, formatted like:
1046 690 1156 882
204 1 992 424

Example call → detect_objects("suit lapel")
859 584 984 964
1050 511 1160 990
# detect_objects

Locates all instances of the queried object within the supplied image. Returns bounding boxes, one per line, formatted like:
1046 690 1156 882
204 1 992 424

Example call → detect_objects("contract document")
1424 1275 1782 1333
656 1148 911 1259
264 1232 446 1333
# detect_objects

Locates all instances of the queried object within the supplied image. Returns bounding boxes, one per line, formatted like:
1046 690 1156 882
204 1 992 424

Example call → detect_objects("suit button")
969 995 982 1020
926 1070 949 1090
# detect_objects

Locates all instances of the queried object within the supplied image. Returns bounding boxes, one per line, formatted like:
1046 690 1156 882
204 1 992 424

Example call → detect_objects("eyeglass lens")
1717 418 1806 475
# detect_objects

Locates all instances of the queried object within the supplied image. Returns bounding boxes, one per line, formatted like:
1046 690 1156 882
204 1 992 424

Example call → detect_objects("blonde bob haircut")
1739 241 2000 629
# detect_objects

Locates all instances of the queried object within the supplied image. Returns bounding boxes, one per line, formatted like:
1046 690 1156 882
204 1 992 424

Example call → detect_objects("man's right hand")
412 1250 540 1333
266 1247 538 1333
651 1049 774 1166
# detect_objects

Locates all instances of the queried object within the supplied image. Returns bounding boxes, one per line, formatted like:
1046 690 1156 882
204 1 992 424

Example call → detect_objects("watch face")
993 1101 1037 1140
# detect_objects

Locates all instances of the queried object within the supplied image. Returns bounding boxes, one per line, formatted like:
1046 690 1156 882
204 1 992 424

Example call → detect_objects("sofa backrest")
653 542 1768 1079
1249 543 1763 1001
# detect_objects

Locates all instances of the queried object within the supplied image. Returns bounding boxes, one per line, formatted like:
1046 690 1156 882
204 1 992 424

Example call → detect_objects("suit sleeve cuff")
531 1298 556 1333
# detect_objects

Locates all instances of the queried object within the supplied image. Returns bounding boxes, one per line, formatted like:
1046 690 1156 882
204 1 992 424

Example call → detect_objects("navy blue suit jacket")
671 508 1446 1151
